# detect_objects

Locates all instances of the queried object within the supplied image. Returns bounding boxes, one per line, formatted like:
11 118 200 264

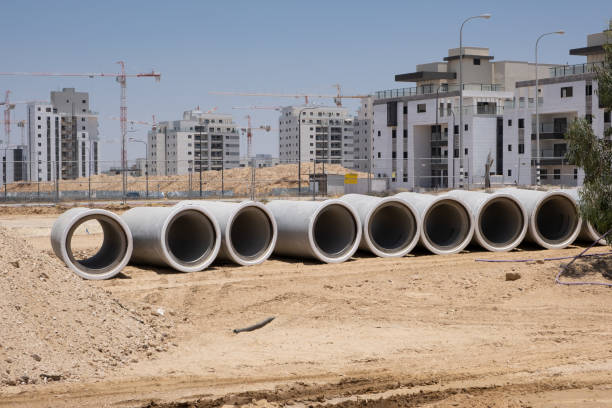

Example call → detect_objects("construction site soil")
1 209 611 407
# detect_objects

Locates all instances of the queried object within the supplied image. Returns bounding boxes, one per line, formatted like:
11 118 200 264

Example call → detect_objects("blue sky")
2 0 610 166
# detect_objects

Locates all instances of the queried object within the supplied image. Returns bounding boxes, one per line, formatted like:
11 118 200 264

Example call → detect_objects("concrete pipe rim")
224 201 278 266
307 199 362 263
475 194 528 252
62 209 132 280
531 191 582 249
421 197 474 255
363 197 420 257
585 222 607 245
160 205 221 272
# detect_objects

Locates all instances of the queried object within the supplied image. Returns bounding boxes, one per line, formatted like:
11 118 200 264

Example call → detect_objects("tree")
565 27 612 244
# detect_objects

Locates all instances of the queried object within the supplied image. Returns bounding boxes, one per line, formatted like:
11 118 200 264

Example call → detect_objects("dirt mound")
0 226 169 387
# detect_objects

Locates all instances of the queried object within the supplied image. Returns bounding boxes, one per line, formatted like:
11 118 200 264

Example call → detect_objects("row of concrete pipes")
51 188 603 280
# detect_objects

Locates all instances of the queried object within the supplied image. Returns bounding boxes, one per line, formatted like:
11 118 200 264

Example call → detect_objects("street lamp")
459 13 491 189
535 30 565 187
128 137 149 199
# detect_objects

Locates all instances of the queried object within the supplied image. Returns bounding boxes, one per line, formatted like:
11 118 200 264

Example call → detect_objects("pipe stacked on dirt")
497 188 582 249
265 199 362 263
50 187 599 280
395 192 474 254
174 200 277 265
51 208 133 280
338 194 420 257
445 190 528 252
564 189 606 245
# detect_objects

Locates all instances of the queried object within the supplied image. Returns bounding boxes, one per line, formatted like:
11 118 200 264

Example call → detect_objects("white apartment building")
278 106 354 168
372 47 557 189
148 109 240 176
502 26 611 186
0 145 28 186
353 96 374 172
26 88 99 183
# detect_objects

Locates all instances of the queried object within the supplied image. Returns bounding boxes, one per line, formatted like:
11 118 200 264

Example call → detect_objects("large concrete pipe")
266 199 362 263
51 208 133 280
338 194 420 257
565 189 606 245
121 204 221 272
175 200 277 265
395 192 474 254
497 188 582 249
445 190 528 252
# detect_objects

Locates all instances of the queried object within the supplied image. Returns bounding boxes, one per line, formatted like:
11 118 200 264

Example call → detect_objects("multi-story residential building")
0 145 28 186
278 106 354 168
372 47 557 189
502 26 611 186
148 108 240 176
353 96 374 172
26 88 99 183
240 154 279 168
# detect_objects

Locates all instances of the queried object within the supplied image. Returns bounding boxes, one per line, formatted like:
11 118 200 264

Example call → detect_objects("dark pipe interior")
479 197 524 247
535 195 579 245
369 202 417 253
424 200 470 251
230 206 273 261
313 204 358 258
167 209 215 266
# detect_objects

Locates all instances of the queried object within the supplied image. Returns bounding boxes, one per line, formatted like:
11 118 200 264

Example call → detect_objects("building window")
392 129 396 139
377 152 381 158
604 111 611 123
403 106 407 114
392 152 396 159
403 152 407 158
560 86 573 98
585 114 593 124
507 144 512 152
473 58 481 65
518 144 524 154
586 84 593 96
403 129 407 138
518 118 524 129
464 148 468 155
553 169 561 179
574 168 578 179
541 169 548 179
464 124 468 131
454 125 459 134
417 104 426 113
508 119 512 126
507 169 512 177
377 130 381 137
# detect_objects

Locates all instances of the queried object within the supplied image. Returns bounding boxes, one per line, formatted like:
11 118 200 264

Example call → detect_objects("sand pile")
0 226 169 387
6 163 367 196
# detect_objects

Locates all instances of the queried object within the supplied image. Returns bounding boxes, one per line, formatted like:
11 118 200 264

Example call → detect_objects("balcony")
530 122 567 140
549 62 603 78
374 83 504 100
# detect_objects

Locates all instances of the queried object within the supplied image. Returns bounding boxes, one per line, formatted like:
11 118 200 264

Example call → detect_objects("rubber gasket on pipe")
121 204 221 272
339 194 420 257
266 199 362 263
175 200 277 266
50 208 133 280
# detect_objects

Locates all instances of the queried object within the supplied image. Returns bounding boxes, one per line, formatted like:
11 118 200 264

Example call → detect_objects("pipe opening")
424 200 470 251
313 204 358 258
369 202 417 253
230 206 274 261
66 215 128 275
166 209 216 266
535 196 579 245
479 198 524 247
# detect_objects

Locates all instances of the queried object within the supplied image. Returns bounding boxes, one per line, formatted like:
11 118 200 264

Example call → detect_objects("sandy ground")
0 212 611 407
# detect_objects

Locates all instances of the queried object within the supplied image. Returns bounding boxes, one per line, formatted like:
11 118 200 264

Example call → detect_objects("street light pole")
535 30 565 187
459 13 491 189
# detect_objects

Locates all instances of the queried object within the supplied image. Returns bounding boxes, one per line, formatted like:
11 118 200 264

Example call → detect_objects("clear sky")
2 0 611 168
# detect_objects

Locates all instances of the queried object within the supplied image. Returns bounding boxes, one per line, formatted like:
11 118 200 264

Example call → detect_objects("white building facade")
278 106 354 168
148 109 240 176
26 88 99 183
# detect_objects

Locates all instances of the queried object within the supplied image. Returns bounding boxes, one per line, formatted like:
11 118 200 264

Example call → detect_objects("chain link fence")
0 157 581 203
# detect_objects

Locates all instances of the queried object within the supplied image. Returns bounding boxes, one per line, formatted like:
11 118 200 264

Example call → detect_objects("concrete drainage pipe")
266 199 361 263
51 208 133 280
497 188 582 249
395 192 474 255
121 204 221 272
446 190 528 252
339 194 420 257
564 189 606 245
175 201 277 265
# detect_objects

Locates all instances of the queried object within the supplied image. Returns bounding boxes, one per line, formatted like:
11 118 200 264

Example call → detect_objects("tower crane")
211 84 369 107
0 63 161 201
